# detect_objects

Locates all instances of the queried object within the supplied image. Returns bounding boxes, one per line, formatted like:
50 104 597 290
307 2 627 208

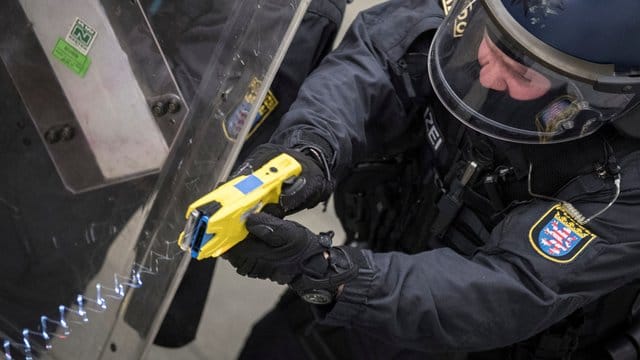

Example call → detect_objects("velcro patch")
529 203 597 263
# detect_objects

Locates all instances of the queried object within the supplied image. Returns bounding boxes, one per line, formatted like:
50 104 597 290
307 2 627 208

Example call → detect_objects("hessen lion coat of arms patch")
529 203 597 264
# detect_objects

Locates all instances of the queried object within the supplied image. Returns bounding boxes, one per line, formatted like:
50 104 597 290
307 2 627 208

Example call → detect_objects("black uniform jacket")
269 0 640 353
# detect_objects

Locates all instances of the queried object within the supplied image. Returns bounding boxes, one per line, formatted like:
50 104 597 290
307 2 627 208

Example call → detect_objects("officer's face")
477 32 551 101
429 5 636 143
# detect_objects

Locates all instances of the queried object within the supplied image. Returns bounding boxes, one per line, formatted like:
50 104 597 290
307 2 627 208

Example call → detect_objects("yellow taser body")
178 153 302 260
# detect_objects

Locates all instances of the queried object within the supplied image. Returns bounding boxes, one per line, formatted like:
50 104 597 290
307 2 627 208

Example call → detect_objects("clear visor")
428 0 635 143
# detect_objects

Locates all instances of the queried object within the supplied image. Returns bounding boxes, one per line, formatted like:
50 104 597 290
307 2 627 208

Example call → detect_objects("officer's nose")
477 33 551 101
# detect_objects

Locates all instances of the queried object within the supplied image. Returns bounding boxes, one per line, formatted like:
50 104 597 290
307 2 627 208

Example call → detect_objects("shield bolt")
60 125 75 141
168 99 182 114
152 101 167 117
45 128 60 144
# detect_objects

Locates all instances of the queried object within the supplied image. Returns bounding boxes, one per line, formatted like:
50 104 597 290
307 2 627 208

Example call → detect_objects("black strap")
605 286 640 360
277 291 350 360
447 208 490 256
606 337 638 360
533 330 582 360
512 310 584 360
510 284 640 360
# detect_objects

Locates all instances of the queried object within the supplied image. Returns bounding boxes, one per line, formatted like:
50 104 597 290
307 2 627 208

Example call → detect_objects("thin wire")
527 163 621 225
2 240 181 358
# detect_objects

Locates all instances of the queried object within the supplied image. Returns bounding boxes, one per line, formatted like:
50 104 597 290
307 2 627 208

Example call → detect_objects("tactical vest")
333 39 640 359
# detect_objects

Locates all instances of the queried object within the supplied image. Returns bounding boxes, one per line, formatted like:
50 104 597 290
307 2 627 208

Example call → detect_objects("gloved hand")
232 142 333 214
224 212 364 304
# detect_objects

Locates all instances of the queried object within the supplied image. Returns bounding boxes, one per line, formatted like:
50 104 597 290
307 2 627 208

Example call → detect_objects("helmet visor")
428 0 635 143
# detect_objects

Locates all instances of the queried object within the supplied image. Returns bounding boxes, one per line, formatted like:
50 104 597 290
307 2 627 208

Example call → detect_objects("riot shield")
0 0 309 358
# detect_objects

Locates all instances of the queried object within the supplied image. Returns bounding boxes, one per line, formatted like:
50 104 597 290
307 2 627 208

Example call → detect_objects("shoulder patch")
529 203 597 263
223 78 279 141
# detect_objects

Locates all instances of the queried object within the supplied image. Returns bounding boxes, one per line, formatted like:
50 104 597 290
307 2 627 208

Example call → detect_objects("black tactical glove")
224 212 365 304
232 140 334 214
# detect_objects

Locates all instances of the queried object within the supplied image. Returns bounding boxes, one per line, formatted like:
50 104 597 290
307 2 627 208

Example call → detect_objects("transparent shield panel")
1 0 189 193
0 0 308 359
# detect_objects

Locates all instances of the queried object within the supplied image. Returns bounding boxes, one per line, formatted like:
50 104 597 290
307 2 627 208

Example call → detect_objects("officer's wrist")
323 251 345 297
297 246 363 304
290 133 335 182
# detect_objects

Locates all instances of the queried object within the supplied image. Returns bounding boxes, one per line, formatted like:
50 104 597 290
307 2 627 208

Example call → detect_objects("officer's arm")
269 11 412 178
318 188 640 352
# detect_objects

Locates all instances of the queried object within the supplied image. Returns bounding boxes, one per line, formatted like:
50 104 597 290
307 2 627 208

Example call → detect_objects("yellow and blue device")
178 154 302 260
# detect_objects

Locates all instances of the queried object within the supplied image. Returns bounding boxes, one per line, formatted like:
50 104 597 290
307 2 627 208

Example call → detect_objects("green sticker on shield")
52 38 91 77
66 18 98 56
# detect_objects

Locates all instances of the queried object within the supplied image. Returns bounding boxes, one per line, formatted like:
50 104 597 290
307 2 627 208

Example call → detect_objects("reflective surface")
2 0 187 193
0 0 308 359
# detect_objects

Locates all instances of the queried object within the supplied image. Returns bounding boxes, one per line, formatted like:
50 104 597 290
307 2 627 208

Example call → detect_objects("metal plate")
1 0 188 193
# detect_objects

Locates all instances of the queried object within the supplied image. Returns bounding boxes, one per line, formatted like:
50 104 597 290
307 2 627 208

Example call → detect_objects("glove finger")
223 234 270 263
236 257 256 277
261 203 285 219
230 144 284 178
280 177 308 212
280 174 328 213
246 212 303 248
250 260 275 280
230 161 253 178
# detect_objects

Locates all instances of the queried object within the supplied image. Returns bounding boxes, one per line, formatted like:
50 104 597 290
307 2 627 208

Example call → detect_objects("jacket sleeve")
269 10 412 178
319 155 640 352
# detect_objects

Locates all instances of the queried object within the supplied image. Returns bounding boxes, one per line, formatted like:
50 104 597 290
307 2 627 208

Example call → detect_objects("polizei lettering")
424 107 443 152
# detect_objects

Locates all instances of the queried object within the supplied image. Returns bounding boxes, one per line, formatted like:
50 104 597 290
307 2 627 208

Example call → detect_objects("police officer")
224 0 640 359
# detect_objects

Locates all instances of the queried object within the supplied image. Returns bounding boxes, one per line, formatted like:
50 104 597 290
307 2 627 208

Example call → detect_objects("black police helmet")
428 0 640 143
